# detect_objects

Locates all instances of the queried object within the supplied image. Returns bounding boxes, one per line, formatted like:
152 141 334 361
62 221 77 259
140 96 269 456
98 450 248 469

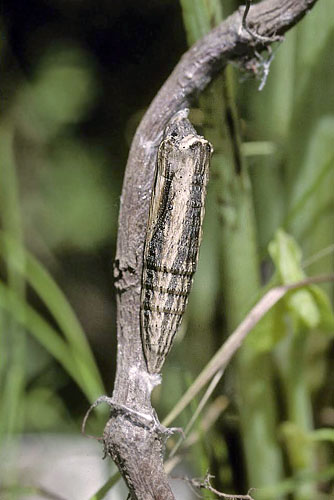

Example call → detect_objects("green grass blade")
0 121 26 440
179 0 210 45
88 472 120 500
0 232 105 399
0 281 96 401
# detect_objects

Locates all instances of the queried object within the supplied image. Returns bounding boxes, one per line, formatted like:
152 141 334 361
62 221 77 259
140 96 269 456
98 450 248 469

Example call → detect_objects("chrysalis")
140 109 213 374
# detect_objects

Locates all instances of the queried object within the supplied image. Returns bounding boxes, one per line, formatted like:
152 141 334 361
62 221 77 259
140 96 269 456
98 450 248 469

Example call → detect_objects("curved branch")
99 1 320 499
112 0 318 403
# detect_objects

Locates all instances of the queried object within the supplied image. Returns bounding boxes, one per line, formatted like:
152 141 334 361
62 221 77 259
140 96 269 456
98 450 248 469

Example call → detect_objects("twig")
303 244 334 269
168 369 225 459
241 0 282 43
164 396 229 475
181 472 255 499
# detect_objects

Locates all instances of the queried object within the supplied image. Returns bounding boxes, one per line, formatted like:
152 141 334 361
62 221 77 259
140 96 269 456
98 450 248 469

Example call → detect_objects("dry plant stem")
168 370 225 459
181 473 254 499
164 396 229 475
99 2 320 499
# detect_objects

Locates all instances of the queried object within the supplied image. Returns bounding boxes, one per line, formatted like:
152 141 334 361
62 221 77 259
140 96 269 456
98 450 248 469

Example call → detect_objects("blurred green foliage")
0 0 333 499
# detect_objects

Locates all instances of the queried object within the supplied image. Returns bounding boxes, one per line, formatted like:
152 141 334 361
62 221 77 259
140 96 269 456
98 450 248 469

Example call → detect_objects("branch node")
180 471 255 499
240 0 283 44
81 395 113 441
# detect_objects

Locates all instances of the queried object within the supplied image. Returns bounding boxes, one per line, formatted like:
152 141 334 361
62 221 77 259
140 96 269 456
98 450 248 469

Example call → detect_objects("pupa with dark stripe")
141 109 213 374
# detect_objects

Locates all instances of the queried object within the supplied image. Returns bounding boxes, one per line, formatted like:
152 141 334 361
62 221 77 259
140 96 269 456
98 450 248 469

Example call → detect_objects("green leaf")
250 230 334 353
308 285 334 331
245 299 286 353
268 229 304 282
268 229 334 330
287 289 320 329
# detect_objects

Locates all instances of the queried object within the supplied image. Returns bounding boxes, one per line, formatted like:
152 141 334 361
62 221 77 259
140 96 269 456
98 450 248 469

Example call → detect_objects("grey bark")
88 1 320 499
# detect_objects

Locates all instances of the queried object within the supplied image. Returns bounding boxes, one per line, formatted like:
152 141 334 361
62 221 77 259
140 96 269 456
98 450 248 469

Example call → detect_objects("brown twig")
85 1 321 498
180 472 255 499
241 0 282 43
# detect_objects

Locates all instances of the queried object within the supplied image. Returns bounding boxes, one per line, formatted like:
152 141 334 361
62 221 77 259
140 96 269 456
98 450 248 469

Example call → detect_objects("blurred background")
0 0 333 499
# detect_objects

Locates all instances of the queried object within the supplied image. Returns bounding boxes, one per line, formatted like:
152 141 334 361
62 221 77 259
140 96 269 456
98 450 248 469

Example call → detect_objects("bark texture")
95 1 319 499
